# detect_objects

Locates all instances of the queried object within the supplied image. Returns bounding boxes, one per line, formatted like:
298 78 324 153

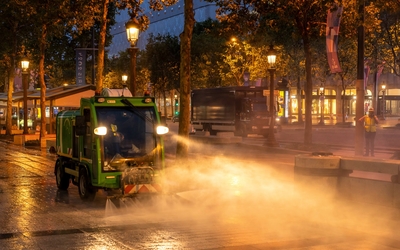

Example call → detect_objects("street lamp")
122 74 128 85
266 45 279 147
20 58 29 135
382 84 386 120
125 19 140 96
319 87 325 125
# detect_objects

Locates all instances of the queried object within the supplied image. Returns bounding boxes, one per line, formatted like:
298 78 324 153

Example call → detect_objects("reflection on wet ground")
0 140 400 249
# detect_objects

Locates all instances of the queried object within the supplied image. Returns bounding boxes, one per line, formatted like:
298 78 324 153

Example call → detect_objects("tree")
141 34 180 115
282 41 306 124
111 0 178 97
16 0 101 138
209 0 336 145
95 0 111 95
176 0 195 159
191 19 228 88
222 39 256 86
9 0 177 137
336 40 358 123
0 1 19 136
145 35 180 89
376 8 400 75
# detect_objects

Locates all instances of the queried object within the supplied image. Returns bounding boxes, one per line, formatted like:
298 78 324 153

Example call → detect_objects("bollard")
294 153 341 198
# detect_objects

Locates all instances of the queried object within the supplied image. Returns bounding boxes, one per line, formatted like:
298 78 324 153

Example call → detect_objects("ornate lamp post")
382 83 386 120
125 19 140 96
319 87 325 125
21 58 29 135
266 45 279 147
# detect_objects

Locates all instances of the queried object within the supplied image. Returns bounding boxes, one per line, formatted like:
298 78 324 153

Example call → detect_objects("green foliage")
103 49 150 93
143 33 180 93
191 19 228 87
116 0 178 31
375 8 400 75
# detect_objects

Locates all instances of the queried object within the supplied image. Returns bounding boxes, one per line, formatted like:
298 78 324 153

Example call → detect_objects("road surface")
0 126 399 249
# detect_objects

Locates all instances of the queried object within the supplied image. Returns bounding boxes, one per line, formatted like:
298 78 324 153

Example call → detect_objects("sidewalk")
243 116 400 160
284 115 400 128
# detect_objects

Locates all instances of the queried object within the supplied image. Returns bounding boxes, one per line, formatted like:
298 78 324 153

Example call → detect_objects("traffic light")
174 99 179 115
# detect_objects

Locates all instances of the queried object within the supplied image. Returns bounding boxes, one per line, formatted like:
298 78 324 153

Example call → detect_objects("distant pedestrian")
358 107 379 156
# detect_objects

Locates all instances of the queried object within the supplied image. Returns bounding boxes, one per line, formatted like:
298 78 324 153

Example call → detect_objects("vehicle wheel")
55 160 70 190
78 168 96 201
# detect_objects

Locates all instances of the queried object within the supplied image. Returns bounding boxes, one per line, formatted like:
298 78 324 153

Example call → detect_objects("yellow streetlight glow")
122 74 128 83
21 59 29 71
125 19 140 46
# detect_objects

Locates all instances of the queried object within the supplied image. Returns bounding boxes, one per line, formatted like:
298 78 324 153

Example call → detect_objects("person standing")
358 107 379 156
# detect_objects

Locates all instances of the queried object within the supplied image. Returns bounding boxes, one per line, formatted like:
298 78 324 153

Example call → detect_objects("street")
0 125 400 249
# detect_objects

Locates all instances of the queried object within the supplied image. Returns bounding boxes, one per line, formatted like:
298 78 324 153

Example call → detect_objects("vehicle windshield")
96 106 158 169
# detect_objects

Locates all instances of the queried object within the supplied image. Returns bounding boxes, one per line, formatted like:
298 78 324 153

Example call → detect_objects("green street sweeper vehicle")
54 88 169 200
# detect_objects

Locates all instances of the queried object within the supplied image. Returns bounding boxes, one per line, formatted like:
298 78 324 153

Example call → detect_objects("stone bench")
14 134 40 145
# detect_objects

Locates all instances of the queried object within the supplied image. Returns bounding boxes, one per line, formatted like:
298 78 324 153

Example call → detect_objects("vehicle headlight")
94 126 107 135
156 125 169 135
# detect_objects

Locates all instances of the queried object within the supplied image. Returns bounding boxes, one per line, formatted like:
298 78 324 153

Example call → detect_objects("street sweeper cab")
54 88 169 200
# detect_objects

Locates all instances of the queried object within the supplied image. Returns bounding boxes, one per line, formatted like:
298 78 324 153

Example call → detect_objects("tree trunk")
6 64 15 136
341 76 346 123
163 90 167 117
303 36 313 146
176 0 194 160
296 75 303 124
40 23 47 138
6 23 18 135
170 90 174 117
95 0 109 95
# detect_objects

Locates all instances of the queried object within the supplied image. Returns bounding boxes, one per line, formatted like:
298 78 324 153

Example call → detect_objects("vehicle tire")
78 168 96 201
55 160 70 190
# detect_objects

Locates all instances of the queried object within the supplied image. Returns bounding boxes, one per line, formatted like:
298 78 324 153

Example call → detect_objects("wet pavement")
0 121 400 249
244 116 400 159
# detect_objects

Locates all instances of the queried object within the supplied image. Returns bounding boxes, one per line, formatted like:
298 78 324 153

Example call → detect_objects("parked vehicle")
191 86 279 137
171 115 179 123
54 88 169 201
